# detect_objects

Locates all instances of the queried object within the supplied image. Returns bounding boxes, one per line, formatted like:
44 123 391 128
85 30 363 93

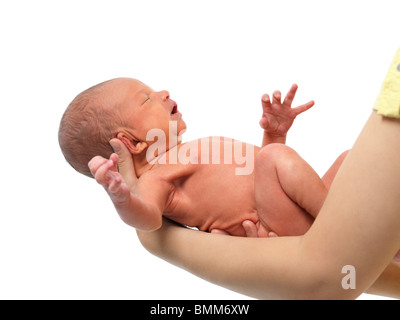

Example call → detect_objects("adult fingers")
109 139 137 191
242 220 259 237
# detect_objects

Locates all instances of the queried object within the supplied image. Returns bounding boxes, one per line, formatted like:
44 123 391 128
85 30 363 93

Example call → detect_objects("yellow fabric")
373 47 400 118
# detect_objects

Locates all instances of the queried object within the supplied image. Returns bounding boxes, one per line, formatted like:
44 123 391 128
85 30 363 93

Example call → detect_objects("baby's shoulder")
144 159 198 184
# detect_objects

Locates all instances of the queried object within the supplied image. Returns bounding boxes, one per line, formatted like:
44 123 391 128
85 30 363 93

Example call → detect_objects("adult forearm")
137 220 400 300
137 220 319 300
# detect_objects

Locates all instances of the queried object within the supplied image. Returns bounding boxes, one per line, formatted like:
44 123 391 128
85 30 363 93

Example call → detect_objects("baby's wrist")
263 132 287 144
264 131 287 138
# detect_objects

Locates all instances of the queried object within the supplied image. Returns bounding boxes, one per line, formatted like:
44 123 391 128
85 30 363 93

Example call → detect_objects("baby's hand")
88 154 131 206
260 84 314 137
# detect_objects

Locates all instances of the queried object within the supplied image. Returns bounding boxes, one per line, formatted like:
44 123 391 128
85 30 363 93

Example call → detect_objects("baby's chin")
177 120 187 136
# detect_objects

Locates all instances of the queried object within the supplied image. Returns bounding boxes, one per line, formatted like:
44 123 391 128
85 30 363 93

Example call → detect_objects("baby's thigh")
254 146 314 236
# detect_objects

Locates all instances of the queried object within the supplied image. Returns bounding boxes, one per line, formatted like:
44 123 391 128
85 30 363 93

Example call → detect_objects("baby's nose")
160 90 170 101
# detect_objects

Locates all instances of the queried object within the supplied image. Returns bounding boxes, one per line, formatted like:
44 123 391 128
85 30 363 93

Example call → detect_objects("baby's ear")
116 132 147 155
132 141 148 154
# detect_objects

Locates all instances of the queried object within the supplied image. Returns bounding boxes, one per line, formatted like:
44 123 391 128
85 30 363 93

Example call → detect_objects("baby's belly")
164 139 260 236
168 202 259 237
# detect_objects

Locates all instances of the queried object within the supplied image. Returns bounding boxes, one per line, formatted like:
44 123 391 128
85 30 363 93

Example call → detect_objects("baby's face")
113 78 186 147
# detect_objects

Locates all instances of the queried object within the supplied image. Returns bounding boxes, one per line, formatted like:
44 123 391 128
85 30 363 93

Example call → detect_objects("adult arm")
137 218 400 300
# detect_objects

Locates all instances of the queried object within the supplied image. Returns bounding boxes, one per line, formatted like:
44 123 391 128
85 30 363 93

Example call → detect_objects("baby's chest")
165 166 256 219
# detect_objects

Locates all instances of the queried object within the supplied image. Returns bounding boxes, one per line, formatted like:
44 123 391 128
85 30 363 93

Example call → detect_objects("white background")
1 0 399 300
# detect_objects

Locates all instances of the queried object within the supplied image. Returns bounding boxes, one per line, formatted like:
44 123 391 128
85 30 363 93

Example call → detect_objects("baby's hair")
58 79 125 178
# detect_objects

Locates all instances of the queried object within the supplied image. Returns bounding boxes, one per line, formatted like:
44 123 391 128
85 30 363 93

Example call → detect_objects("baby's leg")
254 144 327 236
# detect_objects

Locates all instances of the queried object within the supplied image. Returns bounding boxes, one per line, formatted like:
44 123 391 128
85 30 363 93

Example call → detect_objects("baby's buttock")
256 205 314 237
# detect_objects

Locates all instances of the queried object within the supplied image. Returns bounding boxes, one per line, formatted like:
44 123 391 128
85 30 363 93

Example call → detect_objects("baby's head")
58 78 186 177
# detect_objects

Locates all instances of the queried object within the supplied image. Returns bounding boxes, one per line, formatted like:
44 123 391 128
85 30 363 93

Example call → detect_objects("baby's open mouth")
170 101 182 119
171 104 178 114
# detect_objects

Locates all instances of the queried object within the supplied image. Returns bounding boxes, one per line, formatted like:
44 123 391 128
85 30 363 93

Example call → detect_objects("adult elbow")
276 245 364 300
288 264 364 300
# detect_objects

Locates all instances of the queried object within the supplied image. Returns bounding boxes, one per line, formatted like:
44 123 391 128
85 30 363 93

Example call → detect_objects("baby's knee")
256 143 295 166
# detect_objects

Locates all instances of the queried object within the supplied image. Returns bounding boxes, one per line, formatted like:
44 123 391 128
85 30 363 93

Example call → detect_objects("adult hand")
242 220 278 238
109 139 138 192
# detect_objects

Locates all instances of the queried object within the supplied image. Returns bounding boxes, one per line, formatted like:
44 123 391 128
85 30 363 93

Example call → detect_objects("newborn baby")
59 78 347 237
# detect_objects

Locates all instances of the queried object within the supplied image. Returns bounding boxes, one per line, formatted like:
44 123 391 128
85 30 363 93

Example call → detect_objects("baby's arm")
260 84 314 147
88 154 167 231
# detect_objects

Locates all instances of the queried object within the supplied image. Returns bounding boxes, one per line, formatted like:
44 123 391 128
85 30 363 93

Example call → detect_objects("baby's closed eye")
141 97 150 105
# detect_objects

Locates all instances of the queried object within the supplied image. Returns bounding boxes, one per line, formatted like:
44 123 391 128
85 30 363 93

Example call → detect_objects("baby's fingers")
261 94 271 111
107 176 130 204
272 90 281 105
93 159 116 186
293 100 315 116
282 84 298 107
88 156 109 177
108 173 123 194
